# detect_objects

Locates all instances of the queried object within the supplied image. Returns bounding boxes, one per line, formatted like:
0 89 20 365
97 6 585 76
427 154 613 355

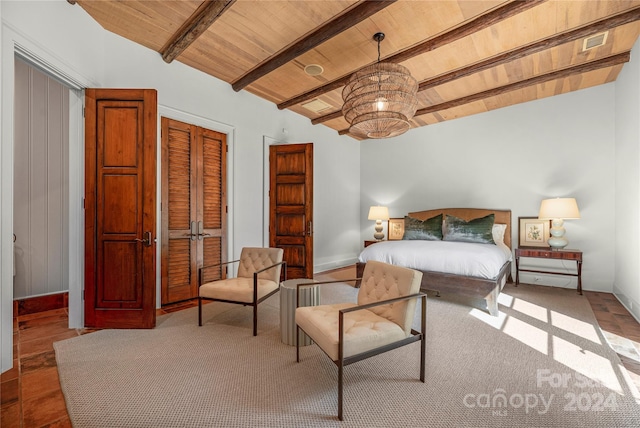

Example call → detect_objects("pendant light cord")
374 32 385 111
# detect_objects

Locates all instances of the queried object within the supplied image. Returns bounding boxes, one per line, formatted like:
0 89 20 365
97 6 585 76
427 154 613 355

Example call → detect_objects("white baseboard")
612 285 640 324
314 257 358 274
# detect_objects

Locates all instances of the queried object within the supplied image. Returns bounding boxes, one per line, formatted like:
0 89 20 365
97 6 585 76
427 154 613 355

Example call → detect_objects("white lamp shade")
538 198 581 220
368 205 389 221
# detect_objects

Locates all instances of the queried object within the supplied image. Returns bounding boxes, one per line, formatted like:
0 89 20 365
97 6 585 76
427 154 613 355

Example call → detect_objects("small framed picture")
518 217 551 248
388 218 405 240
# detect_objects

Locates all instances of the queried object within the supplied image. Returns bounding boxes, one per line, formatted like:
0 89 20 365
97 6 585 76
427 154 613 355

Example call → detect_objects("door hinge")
226 205 228 213
82 198 85 209
82 289 85 301
82 106 85 118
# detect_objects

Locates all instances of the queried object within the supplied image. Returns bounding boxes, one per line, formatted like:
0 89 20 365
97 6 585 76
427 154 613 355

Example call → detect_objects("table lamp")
368 206 389 241
538 197 580 250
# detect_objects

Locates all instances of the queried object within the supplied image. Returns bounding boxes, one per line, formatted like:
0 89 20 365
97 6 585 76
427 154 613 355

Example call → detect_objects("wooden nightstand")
364 240 385 247
515 247 583 294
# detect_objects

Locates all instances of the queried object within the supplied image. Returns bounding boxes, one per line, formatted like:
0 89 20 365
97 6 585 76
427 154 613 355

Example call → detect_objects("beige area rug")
54 283 640 427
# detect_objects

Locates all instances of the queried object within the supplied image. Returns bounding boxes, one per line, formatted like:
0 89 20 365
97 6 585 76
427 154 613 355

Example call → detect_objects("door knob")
197 221 211 240
184 221 197 240
135 231 153 247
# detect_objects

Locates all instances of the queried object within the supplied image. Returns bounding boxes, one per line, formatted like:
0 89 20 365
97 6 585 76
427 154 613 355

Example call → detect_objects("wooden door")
161 117 226 304
269 143 313 279
85 89 157 329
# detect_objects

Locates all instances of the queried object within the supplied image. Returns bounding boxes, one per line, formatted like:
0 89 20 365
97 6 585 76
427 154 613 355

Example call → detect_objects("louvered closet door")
198 127 227 286
161 117 227 305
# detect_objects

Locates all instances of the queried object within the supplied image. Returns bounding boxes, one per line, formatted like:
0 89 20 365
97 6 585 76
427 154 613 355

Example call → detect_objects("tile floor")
2 274 640 427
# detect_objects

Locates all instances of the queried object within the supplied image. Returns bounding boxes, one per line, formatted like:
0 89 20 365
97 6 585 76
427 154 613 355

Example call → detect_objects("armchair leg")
253 303 257 336
296 326 300 362
420 333 426 382
198 297 202 326
420 294 426 382
338 362 344 421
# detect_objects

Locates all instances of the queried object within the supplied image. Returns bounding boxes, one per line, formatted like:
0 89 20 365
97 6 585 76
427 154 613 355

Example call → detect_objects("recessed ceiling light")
304 64 324 76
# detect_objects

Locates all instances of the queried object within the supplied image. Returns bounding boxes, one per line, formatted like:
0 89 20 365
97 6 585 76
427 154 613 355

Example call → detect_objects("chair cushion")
296 304 408 361
199 277 279 303
357 260 422 335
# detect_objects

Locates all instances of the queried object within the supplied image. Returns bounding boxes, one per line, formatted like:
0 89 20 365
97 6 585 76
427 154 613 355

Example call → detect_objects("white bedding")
358 240 512 280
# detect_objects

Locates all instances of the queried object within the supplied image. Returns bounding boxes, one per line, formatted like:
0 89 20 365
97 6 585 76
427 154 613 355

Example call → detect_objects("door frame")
262 136 286 248
5 37 93 331
158 106 235 301
1 31 96 371
264 139 314 278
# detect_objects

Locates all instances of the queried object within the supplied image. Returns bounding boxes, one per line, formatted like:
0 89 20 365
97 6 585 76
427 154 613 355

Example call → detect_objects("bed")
356 208 512 316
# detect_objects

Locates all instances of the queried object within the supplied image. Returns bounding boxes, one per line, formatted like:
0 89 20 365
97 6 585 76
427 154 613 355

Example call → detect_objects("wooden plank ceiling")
70 0 640 140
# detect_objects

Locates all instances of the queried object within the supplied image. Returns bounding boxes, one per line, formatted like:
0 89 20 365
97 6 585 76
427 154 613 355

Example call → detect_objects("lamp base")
548 237 568 250
548 218 568 250
373 220 385 241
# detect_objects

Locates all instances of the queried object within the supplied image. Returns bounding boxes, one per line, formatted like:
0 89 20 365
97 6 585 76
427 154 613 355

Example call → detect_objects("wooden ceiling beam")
337 51 630 136
160 0 236 63
313 6 640 125
231 0 396 92
278 0 543 111
311 110 343 125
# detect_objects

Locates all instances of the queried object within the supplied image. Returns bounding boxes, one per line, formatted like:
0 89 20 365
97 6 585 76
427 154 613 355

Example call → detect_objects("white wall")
0 0 361 373
361 83 617 293
614 39 640 321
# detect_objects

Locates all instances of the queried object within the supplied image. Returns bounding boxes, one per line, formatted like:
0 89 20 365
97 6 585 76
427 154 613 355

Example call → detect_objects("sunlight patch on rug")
512 297 548 322
551 310 601 344
469 308 507 328
503 316 549 355
497 292 514 307
471 287 638 400
552 335 622 393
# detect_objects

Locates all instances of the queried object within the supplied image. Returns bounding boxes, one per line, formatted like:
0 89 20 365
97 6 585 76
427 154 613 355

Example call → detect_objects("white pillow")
492 223 512 261
492 223 507 244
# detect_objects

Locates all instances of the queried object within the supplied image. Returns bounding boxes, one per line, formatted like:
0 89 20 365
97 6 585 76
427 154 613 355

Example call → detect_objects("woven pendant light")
342 33 418 139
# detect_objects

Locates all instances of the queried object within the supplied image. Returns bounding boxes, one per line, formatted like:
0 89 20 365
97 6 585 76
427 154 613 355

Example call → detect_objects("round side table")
280 278 320 346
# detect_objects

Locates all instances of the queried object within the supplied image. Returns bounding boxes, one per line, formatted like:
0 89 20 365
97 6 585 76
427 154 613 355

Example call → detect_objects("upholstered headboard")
406 208 512 250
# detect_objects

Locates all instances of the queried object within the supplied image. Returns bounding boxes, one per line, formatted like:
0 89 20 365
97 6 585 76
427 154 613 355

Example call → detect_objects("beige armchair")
295 260 426 420
198 247 286 336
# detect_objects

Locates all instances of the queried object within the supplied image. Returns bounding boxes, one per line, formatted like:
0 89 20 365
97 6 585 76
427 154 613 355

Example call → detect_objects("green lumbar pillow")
443 214 495 244
403 214 443 240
